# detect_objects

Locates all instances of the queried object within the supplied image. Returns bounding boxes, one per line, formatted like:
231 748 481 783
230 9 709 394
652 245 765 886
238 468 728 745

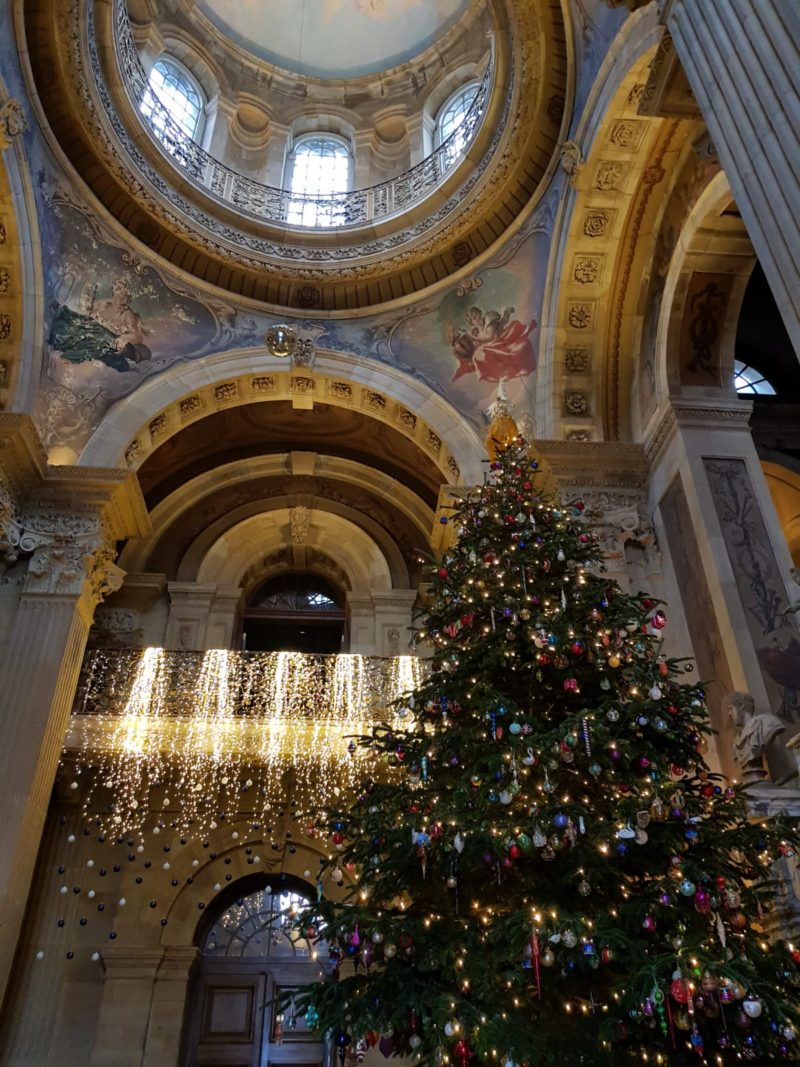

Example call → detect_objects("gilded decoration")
22 0 567 310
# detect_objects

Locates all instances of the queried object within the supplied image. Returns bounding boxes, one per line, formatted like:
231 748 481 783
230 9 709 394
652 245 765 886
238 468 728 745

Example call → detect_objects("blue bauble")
553 813 569 829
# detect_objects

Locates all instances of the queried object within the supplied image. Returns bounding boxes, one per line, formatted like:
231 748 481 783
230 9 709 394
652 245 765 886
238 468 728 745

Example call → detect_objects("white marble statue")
727 691 796 786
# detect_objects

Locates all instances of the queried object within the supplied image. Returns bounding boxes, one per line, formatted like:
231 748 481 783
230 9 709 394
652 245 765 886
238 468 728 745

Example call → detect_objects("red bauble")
437 567 449 579
671 978 690 1004
508 843 521 860
600 946 614 964
563 677 579 691
332 831 344 845
483 552 497 564
460 614 474 627
667 703 679 716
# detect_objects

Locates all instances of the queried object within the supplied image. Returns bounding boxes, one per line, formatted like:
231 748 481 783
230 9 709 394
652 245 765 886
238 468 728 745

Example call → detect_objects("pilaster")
646 398 800 778
91 948 165 1067
142 947 200 1067
0 414 149 1010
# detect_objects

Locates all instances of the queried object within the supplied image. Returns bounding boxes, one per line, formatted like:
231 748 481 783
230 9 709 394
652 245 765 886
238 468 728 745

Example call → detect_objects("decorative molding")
645 398 755 466
0 414 149 600
21 0 569 309
0 98 27 152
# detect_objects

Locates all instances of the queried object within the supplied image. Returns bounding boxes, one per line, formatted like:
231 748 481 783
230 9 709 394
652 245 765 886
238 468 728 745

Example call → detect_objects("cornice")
0 412 150 540
644 397 754 467
538 438 648 489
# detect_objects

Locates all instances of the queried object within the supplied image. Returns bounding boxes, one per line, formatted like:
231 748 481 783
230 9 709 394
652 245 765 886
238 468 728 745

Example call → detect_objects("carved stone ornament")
560 140 584 186
566 489 661 585
0 503 124 605
290 506 311 546
0 97 28 151
727 690 797 786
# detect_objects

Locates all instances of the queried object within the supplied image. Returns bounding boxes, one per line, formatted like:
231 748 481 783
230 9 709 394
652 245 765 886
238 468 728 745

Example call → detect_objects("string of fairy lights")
66 648 425 834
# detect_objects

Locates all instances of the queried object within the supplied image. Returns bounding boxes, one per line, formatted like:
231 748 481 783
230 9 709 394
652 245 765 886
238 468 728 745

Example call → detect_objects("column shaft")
0 592 93 1007
666 0 800 352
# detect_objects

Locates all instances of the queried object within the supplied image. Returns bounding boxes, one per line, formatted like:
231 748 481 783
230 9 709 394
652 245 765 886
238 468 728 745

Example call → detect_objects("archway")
183 873 329 1067
78 348 486 485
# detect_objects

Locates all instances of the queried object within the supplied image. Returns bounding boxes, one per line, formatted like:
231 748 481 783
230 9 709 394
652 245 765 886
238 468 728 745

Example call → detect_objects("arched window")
140 57 204 151
435 81 479 153
734 360 777 395
242 574 346 652
204 886 322 959
285 135 352 227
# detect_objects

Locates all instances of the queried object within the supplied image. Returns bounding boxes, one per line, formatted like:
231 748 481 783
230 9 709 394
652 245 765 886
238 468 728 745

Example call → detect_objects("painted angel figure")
449 305 537 383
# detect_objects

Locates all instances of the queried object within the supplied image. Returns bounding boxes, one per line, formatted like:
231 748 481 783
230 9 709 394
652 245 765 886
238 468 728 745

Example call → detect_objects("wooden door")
189 971 266 1066
186 963 326 1067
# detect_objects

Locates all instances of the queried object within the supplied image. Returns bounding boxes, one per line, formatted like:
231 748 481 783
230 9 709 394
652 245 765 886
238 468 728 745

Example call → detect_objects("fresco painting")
36 174 547 458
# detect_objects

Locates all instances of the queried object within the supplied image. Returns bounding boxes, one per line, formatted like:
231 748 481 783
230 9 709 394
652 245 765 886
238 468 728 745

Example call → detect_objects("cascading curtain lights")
66 648 425 835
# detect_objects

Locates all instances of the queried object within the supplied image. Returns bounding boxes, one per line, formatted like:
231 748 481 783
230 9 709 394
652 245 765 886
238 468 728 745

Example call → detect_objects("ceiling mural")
196 0 472 78
34 162 550 459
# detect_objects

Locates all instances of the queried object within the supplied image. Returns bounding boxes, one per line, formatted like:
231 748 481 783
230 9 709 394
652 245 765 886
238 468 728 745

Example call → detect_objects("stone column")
646 398 800 777
661 0 800 354
142 947 199 1067
90 949 164 1067
0 415 149 1010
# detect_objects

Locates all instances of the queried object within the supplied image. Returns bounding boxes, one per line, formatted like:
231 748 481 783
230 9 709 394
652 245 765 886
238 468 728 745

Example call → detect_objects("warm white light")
69 648 426 833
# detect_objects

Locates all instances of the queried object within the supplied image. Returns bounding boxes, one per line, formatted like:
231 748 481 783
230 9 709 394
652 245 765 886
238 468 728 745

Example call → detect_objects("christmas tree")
295 419 800 1065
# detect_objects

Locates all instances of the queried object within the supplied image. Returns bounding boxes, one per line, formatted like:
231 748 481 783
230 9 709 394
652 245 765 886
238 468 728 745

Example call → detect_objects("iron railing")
114 0 493 229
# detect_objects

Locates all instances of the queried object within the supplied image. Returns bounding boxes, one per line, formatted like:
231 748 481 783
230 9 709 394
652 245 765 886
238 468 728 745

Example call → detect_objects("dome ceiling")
195 0 471 78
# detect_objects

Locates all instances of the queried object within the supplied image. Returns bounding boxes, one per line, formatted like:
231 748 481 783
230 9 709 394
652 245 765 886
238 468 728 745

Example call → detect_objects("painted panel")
35 181 549 457
704 457 800 721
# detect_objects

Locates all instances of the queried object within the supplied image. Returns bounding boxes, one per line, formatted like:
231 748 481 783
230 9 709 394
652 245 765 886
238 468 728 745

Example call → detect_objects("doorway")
184 876 329 1067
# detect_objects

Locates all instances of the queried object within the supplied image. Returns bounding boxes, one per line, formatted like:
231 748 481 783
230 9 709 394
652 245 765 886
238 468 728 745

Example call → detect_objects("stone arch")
195 509 395 594
654 170 755 410
539 4 673 441
79 348 484 485
761 459 800 566
119 453 434 574
0 86 44 416
179 496 410 589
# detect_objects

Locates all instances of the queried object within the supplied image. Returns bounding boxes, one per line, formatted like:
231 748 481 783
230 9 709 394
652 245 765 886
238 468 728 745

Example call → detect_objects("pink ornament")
563 678 579 692
642 915 657 932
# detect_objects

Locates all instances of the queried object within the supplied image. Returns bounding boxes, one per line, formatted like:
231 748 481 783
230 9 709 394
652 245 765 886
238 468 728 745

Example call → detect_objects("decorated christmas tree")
296 417 800 1065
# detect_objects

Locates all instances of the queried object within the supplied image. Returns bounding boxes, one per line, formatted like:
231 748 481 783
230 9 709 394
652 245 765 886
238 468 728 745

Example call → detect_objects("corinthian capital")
21 511 125 604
